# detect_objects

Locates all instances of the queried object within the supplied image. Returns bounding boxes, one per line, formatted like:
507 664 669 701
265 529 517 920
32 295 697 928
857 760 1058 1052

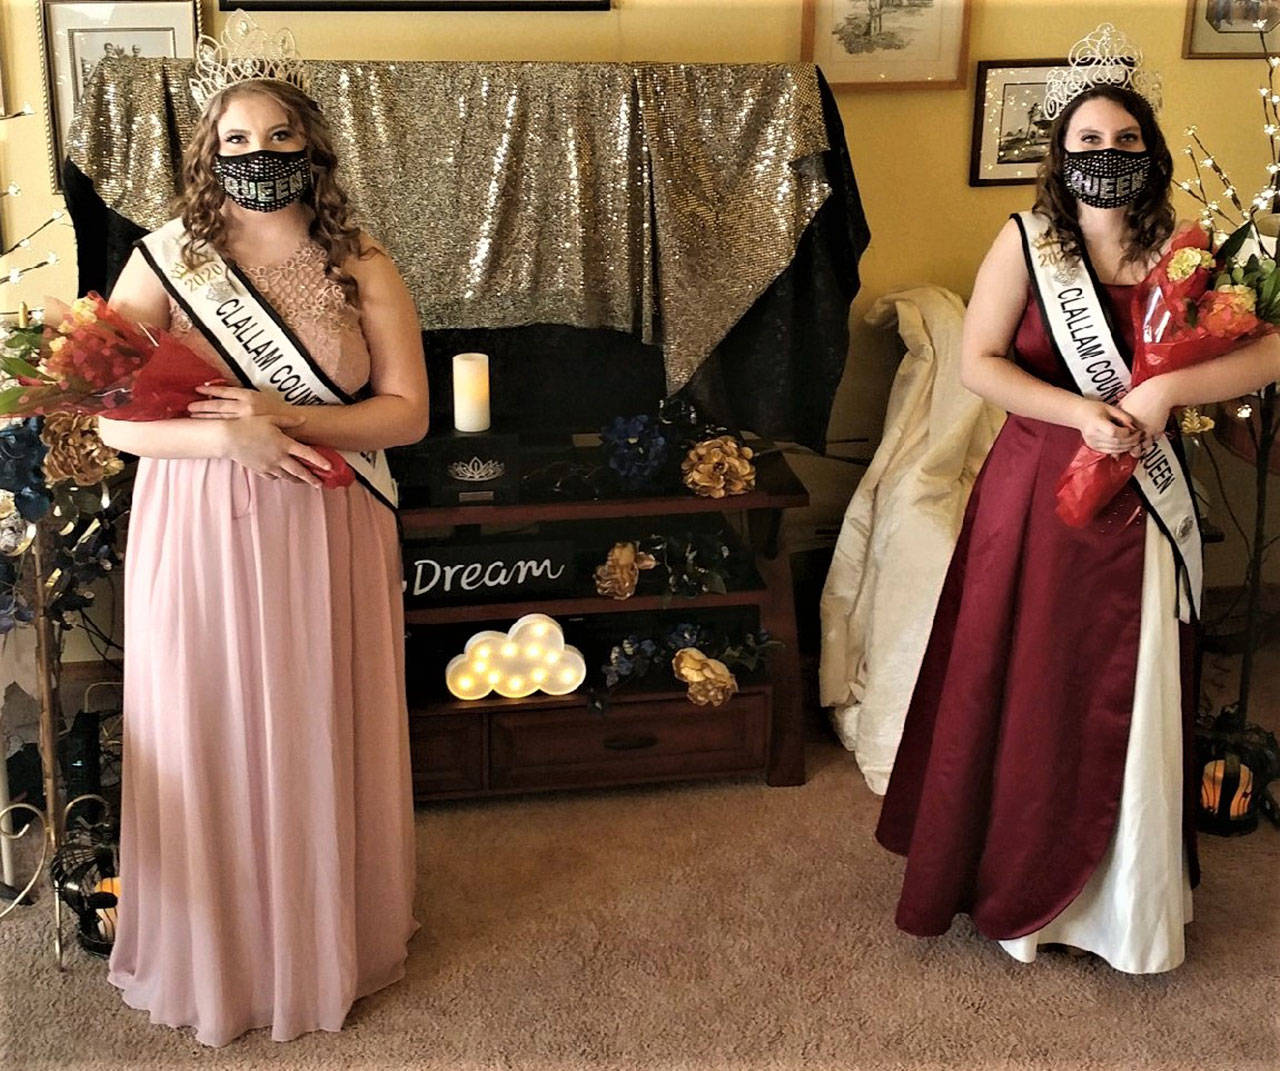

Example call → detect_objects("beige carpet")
1 654 1277 1071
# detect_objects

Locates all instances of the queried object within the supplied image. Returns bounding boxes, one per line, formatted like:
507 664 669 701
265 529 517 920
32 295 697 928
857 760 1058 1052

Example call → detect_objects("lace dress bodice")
167 240 372 397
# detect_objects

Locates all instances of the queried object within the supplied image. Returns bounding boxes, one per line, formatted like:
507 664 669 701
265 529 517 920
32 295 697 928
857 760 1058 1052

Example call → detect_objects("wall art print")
969 58 1065 187
40 0 201 190
1184 0 1280 58
802 0 971 90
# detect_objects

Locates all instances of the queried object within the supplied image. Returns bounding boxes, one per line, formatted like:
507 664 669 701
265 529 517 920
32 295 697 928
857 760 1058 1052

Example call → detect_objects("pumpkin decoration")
672 646 738 707
40 412 124 487
92 876 121 942
593 541 657 600
681 435 756 498
1201 754 1255 827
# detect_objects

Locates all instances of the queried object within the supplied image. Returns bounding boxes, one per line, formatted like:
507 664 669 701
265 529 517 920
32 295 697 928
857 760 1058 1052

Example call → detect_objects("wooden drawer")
489 688 770 791
409 713 485 797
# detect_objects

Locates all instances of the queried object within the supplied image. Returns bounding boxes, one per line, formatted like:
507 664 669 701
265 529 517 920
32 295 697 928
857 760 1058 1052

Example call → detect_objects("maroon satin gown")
875 282 1199 941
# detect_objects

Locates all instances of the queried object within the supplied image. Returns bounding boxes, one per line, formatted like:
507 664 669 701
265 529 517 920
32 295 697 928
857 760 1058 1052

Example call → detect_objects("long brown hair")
1032 84 1174 269
174 79 371 303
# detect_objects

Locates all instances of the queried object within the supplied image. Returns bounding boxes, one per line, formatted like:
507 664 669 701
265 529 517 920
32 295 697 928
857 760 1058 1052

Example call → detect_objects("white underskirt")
999 516 1193 974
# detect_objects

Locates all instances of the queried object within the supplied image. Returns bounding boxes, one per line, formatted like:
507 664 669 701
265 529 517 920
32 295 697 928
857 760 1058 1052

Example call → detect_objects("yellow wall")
1 0 1276 658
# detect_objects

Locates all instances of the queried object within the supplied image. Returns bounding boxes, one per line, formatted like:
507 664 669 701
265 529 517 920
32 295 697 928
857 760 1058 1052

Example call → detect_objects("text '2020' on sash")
137 218 398 510
1014 210 1201 623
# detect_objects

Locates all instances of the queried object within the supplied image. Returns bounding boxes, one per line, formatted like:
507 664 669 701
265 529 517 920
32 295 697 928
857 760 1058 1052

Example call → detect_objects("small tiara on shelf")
1042 23 1162 121
189 10 314 113
448 457 506 483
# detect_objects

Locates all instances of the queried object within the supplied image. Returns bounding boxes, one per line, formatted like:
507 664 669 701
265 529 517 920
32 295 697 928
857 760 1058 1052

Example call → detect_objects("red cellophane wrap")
39 294 352 489
1054 227 1270 527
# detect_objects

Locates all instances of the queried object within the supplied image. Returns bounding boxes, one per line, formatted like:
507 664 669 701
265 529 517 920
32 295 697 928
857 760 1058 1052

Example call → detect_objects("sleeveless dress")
875 281 1198 974
107 238 420 1045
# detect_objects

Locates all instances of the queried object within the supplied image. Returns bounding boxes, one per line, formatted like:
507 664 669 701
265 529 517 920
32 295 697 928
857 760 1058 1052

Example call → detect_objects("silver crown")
189 10 314 112
1042 23 1162 121
448 457 506 483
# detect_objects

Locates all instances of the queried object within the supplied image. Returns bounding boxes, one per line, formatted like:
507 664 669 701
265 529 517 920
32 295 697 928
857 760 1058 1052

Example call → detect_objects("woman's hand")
1073 398 1146 455
220 413 332 487
189 384 292 421
1118 378 1174 450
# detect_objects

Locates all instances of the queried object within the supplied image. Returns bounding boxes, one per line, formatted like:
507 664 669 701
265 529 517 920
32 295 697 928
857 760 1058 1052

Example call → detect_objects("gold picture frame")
1183 0 1280 59
39 0 202 191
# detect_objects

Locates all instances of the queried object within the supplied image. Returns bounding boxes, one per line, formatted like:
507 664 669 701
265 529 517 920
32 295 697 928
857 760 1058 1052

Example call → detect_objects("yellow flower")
48 336 67 353
1166 247 1214 282
70 296 98 324
1215 283 1258 315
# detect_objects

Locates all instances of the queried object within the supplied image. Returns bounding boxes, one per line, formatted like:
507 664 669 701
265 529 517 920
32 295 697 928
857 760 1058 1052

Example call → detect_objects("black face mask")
213 149 312 212
1062 148 1151 209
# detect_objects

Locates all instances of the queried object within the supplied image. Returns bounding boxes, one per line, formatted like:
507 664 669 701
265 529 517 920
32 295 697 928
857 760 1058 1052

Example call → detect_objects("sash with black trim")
1013 210 1201 624
136 218 398 510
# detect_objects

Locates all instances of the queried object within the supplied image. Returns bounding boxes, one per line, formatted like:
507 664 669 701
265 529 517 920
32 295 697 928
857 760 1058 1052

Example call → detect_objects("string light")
0 212 64 259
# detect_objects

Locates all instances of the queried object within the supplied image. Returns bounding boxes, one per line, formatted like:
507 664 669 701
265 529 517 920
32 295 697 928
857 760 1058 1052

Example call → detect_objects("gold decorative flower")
1179 406 1215 436
41 412 124 487
593 541 657 600
1166 247 1214 281
681 436 756 499
672 646 738 707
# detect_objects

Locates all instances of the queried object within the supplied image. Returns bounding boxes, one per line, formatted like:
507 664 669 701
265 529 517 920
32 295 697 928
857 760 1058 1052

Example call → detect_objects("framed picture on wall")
1184 0 1280 58
800 0 972 89
40 0 202 191
969 59 1064 187
221 1 609 9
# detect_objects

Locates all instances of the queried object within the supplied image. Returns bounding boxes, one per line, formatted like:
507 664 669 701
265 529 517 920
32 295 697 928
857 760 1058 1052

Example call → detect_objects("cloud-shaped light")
445 613 587 700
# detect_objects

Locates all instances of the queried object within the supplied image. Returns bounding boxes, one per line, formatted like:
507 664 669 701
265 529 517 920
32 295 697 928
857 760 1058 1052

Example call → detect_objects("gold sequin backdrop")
68 58 831 395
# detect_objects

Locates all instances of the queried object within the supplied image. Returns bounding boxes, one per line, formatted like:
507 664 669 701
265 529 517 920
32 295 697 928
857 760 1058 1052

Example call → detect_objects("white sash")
1013 210 1201 623
136 218 398 510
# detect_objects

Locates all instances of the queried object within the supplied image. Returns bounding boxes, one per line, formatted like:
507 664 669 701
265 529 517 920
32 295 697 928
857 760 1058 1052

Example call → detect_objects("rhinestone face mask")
213 148 312 212
1062 148 1151 209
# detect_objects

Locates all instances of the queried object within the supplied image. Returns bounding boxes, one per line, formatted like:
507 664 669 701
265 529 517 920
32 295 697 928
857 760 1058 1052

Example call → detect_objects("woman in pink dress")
97 38 427 1045
875 46 1280 970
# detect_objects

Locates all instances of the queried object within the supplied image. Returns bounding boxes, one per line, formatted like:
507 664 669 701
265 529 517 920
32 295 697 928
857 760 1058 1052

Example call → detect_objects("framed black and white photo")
1184 0 1280 58
801 0 972 90
222 0 608 9
969 59 1064 188
40 0 201 190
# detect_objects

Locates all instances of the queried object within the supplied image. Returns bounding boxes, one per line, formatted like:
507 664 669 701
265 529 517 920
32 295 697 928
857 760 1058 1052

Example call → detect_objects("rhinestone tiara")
1042 23 1162 121
189 10 314 113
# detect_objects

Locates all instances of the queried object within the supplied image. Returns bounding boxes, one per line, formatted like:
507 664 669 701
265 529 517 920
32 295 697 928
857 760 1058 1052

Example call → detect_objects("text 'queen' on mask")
214 149 312 213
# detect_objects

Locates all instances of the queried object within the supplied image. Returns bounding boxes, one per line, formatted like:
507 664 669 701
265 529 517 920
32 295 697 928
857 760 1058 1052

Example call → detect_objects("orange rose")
1198 285 1261 338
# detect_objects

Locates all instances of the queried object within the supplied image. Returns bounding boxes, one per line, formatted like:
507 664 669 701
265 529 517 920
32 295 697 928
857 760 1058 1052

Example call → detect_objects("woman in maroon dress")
875 61 1280 970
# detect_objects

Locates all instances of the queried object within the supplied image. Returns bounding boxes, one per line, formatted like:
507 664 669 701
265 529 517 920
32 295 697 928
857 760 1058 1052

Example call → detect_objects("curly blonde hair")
173 79 371 303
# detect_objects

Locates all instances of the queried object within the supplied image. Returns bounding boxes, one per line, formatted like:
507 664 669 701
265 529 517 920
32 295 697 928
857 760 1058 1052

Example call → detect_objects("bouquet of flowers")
1056 222 1278 528
1 293 351 486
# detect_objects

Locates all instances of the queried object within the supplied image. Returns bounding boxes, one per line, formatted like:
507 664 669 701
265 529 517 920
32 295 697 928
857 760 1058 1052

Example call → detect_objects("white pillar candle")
452 352 491 433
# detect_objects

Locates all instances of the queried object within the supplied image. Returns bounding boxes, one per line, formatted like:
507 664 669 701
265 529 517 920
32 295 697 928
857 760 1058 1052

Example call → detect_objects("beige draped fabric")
818 286 1005 794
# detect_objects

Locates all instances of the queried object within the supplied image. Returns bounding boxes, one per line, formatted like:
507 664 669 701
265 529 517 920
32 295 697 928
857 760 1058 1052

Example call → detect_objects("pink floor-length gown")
107 238 420 1046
